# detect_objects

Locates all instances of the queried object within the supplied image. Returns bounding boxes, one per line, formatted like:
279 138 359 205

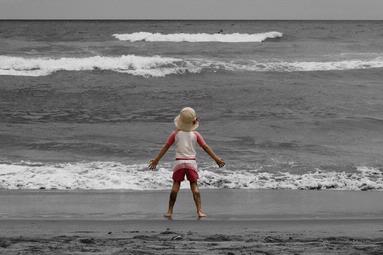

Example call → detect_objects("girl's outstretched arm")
148 143 171 170
149 130 176 170
201 144 225 168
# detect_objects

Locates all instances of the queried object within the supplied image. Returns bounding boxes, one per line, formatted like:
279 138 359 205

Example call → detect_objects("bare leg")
190 182 207 217
164 181 180 218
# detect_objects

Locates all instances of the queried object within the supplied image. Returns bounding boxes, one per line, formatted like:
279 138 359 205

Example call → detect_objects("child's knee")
192 190 200 196
172 182 181 193
190 182 199 193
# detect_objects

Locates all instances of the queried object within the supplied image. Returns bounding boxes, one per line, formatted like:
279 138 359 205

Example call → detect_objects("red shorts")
172 168 199 183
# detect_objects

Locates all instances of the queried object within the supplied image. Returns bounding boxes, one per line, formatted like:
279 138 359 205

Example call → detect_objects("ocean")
0 20 382 190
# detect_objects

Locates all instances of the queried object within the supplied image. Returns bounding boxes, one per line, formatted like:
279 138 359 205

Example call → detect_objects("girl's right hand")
148 159 158 170
215 158 225 168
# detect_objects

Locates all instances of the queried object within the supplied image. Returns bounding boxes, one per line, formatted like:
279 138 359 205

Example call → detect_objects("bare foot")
197 211 207 218
164 212 173 218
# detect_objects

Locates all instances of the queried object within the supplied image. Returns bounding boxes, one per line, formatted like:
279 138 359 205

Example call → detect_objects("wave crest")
112 31 283 42
1 55 383 77
0 55 193 77
0 161 382 191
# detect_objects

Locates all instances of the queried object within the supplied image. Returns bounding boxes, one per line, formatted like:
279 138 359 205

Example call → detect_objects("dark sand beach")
1 190 383 254
1 219 383 254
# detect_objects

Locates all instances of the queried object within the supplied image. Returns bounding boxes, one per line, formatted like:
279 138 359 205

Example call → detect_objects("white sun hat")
174 107 199 132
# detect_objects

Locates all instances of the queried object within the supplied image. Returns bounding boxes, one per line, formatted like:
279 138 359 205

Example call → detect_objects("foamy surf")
1 55 383 77
0 161 382 191
112 31 283 42
0 55 195 77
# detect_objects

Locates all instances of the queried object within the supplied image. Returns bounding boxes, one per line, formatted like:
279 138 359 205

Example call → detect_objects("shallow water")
1 190 383 220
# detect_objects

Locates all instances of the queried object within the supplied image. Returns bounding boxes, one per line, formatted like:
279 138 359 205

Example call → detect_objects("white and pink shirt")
166 130 207 172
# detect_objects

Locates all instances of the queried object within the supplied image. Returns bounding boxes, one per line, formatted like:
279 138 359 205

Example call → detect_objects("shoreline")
2 218 383 237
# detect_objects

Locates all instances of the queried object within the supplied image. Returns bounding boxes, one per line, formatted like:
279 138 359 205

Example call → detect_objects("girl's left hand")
215 158 225 168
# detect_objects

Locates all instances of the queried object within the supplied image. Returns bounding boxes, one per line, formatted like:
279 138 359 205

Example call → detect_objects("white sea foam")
191 57 383 72
1 55 383 77
0 161 382 191
112 31 283 42
0 55 196 77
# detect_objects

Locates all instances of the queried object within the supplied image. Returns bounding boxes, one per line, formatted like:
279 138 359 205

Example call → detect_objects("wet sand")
1 219 383 254
0 190 383 254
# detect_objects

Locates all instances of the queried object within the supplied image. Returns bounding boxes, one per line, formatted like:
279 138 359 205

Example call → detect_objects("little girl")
149 107 225 218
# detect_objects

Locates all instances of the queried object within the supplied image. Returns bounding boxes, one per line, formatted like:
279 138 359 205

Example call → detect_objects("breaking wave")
1 55 383 77
112 31 283 42
0 161 382 191
0 55 193 77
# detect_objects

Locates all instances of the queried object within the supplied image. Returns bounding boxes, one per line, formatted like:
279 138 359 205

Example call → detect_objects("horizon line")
0 19 382 21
